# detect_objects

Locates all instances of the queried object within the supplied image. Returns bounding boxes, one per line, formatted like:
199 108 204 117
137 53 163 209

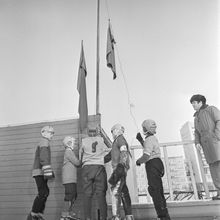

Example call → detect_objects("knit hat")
142 119 157 135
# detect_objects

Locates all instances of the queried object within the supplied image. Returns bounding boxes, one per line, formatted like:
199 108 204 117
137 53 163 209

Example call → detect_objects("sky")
0 0 219 155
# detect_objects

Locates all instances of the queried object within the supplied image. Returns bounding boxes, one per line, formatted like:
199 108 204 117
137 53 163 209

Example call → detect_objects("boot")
160 213 171 220
212 194 220 200
26 213 33 220
125 215 134 220
37 213 46 220
26 212 40 220
111 216 120 220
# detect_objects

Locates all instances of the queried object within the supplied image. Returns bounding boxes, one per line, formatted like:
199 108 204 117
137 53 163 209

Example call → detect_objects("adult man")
81 127 108 220
106 124 134 220
190 94 220 200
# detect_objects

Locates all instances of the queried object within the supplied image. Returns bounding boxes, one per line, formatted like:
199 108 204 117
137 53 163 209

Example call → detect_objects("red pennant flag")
106 22 116 79
77 41 88 132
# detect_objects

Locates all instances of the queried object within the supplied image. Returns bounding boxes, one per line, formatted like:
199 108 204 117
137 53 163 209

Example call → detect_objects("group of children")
27 119 171 220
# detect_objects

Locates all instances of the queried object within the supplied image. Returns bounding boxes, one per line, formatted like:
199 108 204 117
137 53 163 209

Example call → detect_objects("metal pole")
163 145 174 200
96 0 100 114
196 148 210 199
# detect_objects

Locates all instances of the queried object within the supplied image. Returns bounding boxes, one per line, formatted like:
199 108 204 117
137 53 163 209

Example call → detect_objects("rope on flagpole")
105 0 139 132
115 45 139 131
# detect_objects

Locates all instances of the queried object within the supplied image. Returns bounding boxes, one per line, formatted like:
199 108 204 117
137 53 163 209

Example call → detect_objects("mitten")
136 159 141 166
108 163 125 186
136 132 144 145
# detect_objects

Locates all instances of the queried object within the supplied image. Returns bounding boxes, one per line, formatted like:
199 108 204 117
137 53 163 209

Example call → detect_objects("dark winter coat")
32 137 51 177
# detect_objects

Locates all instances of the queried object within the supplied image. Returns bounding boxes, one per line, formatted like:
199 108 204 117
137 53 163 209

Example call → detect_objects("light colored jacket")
81 136 105 166
194 105 220 163
62 148 80 184
143 135 161 160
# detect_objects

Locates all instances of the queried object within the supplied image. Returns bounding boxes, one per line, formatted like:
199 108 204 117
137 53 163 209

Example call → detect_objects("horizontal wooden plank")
0 161 64 172
0 116 101 219
0 194 86 205
0 150 64 161
0 146 65 157
0 126 80 142
0 169 63 178
0 142 67 153
0 156 63 167
0 180 65 189
0 134 76 146
0 186 64 195
0 115 99 134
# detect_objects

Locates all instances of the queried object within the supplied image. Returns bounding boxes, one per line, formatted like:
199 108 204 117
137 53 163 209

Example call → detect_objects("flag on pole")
77 41 88 132
106 22 116 79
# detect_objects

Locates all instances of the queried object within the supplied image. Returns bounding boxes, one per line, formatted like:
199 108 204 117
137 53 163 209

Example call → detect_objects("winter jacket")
143 135 161 161
81 136 105 166
111 135 130 170
194 105 220 163
62 147 80 184
32 137 52 177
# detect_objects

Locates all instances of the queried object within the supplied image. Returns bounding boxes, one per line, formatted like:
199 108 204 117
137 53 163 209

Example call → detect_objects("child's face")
191 101 202 111
66 138 76 149
143 125 157 135
44 131 54 140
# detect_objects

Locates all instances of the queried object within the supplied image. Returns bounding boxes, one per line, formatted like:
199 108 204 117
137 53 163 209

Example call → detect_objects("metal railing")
130 140 212 201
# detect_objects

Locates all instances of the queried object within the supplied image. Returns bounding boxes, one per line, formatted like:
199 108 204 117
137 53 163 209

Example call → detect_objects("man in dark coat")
190 94 220 200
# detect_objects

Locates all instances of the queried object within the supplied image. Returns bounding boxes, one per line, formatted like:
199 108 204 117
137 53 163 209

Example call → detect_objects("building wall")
0 115 101 220
162 156 189 193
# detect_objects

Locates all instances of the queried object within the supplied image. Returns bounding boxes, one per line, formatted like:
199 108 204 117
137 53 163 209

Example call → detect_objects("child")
27 125 55 220
107 124 134 220
136 119 171 220
60 136 81 220
81 126 108 220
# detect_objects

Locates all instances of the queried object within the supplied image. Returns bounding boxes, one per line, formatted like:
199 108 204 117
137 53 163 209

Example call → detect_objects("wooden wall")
0 115 101 220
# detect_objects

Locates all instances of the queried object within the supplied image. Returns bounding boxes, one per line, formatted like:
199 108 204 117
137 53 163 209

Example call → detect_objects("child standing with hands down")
60 136 81 220
27 126 55 220
136 119 171 220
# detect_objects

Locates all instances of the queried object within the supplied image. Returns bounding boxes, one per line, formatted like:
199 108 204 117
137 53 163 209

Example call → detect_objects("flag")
106 22 116 79
77 41 88 132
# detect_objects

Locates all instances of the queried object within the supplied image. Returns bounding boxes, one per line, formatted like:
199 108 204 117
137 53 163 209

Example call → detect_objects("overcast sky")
0 0 219 154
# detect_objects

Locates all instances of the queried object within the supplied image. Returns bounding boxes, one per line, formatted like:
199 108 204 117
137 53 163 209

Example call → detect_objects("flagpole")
96 0 100 114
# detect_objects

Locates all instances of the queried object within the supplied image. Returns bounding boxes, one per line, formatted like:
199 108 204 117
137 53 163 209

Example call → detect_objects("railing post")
187 158 199 200
129 148 139 203
163 145 174 200
196 147 210 199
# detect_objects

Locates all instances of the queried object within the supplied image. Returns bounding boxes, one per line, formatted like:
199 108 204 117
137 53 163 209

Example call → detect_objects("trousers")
145 158 169 218
209 160 220 193
111 176 132 217
82 165 107 220
32 175 49 214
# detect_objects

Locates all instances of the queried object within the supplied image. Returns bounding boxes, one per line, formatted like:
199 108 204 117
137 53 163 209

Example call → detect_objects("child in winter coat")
27 125 55 220
60 136 81 220
136 119 171 220
81 127 108 220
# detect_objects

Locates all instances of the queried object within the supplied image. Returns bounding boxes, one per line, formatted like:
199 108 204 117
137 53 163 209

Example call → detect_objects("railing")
130 140 213 202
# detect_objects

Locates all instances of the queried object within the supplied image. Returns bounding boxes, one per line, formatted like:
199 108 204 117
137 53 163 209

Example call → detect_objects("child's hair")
190 94 206 105
87 125 100 137
63 136 76 149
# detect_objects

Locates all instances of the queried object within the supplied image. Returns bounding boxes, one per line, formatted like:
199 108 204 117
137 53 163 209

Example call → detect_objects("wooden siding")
0 115 101 220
